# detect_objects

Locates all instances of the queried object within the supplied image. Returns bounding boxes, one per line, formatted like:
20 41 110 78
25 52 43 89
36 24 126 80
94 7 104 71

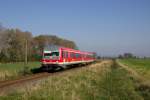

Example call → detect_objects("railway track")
0 61 103 96
0 72 50 89
0 63 96 91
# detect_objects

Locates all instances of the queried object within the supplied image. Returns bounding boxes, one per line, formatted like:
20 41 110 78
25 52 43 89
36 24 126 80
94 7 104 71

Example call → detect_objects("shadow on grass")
30 67 43 74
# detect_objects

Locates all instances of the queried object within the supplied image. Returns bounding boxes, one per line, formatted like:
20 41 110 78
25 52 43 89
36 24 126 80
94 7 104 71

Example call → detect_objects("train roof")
60 47 94 55
44 45 94 55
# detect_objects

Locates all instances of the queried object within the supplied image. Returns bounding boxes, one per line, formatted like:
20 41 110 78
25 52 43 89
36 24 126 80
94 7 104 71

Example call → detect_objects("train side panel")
41 47 95 71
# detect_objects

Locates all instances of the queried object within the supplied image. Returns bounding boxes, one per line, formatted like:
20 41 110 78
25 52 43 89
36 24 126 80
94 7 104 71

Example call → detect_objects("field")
1 60 149 100
0 62 41 81
118 58 150 100
118 58 150 81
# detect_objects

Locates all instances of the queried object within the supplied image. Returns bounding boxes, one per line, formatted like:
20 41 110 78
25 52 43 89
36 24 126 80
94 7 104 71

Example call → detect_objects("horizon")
0 0 150 57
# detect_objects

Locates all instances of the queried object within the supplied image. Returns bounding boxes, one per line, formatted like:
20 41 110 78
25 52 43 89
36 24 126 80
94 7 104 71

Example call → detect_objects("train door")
70 52 73 62
62 51 69 63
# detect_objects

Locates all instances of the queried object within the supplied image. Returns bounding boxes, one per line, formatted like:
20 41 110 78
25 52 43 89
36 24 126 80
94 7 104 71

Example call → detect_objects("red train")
41 46 96 71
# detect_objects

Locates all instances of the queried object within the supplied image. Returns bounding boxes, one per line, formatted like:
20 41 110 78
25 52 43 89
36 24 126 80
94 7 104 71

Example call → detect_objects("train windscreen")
44 52 59 60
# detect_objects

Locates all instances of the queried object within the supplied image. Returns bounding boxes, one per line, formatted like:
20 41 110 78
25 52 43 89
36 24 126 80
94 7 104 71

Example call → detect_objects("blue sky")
0 0 150 57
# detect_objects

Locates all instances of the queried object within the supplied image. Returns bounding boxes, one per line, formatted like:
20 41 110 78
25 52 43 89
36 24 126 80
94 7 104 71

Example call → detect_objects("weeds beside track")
0 61 102 95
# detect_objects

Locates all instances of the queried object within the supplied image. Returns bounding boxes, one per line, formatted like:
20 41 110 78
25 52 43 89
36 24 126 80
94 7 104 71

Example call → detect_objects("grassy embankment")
0 60 147 100
0 62 41 81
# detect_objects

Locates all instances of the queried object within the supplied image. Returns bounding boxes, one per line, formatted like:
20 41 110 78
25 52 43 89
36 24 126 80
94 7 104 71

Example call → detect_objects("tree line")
118 53 137 59
0 25 77 62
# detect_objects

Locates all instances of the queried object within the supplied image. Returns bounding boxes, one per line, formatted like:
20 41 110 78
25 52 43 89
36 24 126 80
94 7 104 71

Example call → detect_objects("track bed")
0 61 99 95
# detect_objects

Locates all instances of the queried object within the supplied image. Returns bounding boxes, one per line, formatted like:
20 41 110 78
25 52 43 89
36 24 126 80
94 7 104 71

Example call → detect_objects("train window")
75 53 78 58
70 53 74 58
70 53 72 58
75 53 81 58
88 55 90 58
78 54 81 58
62 51 65 58
44 53 51 59
62 51 68 58
44 52 59 57
44 52 59 59
89 55 91 58
83 54 85 58
44 53 51 57
89 55 92 58
66 52 68 58
84 54 86 58
82 54 84 58
52 52 59 56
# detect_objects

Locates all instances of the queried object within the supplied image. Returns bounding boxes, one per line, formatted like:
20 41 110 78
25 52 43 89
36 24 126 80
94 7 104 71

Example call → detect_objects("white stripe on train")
42 60 94 65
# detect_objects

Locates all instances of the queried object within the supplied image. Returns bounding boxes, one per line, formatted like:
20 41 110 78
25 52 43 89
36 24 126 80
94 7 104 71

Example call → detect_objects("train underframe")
41 61 94 72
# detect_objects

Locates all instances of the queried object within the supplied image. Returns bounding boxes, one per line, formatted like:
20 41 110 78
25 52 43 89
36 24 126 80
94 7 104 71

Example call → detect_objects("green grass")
99 64 142 100
0 62 41 81
0 61 146 100
118 58 150 100
118 58 150 80
118 58 150 69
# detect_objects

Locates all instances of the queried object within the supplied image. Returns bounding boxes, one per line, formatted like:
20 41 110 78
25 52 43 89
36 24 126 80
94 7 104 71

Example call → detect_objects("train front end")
41 47 61 71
